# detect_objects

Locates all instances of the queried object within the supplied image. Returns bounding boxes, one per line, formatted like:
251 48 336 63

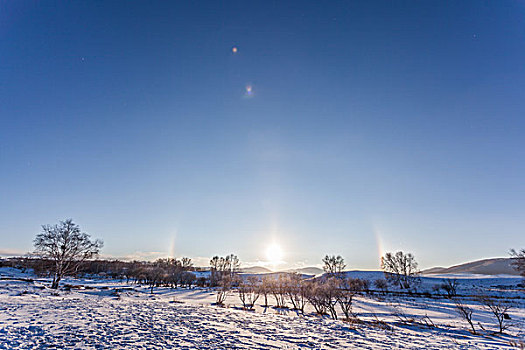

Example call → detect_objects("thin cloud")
0 248 27 257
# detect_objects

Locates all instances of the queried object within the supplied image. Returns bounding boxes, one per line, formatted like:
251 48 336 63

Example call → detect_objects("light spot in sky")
232 46 238 53
244 84 254 98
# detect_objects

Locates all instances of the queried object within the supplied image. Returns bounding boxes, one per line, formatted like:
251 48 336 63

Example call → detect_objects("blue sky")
1 1 524 269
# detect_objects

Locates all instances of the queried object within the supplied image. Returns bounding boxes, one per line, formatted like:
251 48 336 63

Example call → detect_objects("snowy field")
1 268 524 349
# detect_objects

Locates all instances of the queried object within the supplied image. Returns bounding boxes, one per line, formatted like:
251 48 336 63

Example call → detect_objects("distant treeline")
0 257 206 289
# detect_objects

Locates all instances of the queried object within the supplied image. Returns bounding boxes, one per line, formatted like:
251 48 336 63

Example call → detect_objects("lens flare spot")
245 84 253 96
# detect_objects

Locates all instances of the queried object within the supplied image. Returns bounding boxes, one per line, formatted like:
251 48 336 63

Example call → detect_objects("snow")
1 267 523 349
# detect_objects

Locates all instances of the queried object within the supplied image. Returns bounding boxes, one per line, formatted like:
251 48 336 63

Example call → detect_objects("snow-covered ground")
1 267 523 349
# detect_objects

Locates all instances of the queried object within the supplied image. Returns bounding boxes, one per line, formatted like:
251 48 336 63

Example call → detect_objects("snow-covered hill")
422 258 519 276
285 267 324 276
239 266 273 274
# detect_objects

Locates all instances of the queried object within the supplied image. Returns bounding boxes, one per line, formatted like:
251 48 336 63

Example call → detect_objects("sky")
1 1 524 270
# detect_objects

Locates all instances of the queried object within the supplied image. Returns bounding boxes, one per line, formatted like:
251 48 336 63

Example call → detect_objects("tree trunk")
468 320 476 334
51 274 61 289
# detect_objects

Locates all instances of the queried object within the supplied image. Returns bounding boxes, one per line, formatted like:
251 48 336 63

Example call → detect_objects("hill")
240 266 273 274
422 258 518 276
284 267 324 276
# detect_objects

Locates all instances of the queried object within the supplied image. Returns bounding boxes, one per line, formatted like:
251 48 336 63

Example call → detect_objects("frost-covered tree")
259 275 273 307
337 277 367 320
33 219 103 289
304 280 327 315
380 251 420 289
270 274 288 308
285 273 308 314
321 278 342 320
238 276 260 309
305 278 341 319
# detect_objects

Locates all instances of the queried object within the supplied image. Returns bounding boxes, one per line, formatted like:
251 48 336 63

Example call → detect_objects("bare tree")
454 299 476 334
270 274 288 308
238 276 260 309
225 254 241 279
286 273 308 314
510 248 525 278
33 219 103 289
322 255 346 276
380 251 420 289
260 275 273 307
209 256 221 286
181 257 194 271
215 276 232 306
441 279 459 298
209 254 241 286
477 295 512 334
305 280 327 315
180 271 196 288
322 278 342 319
374 279 388 294
360 279 371 294
146 266 164 294
303 278 342 319
338 277 364 320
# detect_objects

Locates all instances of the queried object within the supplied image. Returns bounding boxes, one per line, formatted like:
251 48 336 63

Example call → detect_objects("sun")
265 243 283 266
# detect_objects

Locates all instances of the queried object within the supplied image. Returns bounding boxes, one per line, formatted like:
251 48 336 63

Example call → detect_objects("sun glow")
265 243 283 266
